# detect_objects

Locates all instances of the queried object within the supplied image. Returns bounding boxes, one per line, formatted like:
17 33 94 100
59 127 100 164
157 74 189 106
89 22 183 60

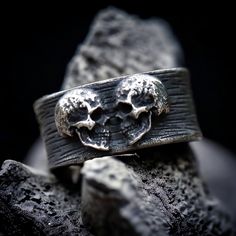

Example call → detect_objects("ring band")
34 68 202 170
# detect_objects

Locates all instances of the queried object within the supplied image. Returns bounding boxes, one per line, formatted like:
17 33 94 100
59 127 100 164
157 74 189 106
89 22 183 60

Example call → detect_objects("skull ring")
34 68 202 169
55 74 169 151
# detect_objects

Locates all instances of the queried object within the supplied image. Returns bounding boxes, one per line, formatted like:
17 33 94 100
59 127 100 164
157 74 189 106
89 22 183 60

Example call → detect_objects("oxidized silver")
34 68 202 169
55 74 169 151
115 74 169 145
55 88 109 151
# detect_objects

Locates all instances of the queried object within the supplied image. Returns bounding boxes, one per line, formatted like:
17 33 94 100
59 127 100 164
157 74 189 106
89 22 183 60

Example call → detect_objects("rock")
0 160 91 235
81 145 234 235
62 7 183 89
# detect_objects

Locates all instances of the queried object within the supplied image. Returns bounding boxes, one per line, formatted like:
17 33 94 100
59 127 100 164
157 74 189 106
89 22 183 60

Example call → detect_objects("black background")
1 3 235 164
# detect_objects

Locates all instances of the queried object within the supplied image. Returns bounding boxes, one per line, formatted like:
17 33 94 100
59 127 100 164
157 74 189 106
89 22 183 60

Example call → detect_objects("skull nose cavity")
107 116 122 125
86 118 96 130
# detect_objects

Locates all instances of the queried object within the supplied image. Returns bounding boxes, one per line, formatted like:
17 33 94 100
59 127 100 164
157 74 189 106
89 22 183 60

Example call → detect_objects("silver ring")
34 68 202 170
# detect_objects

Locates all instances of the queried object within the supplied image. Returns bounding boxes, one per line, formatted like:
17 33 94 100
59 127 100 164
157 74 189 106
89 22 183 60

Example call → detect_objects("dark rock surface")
81 145 233 235
0 7 235 236
0 160 91 236
1 146 234 235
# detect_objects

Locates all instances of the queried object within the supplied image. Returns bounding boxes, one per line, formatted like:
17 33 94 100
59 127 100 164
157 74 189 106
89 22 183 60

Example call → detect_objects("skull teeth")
122 123 139 135
77 128 109 151
96 133 109 138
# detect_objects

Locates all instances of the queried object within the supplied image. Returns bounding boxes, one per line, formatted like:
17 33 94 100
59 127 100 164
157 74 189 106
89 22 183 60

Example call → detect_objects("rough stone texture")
24 138 236 228
0 7 235 236
62 7 183 89
81 145 233 235
0 160 91 236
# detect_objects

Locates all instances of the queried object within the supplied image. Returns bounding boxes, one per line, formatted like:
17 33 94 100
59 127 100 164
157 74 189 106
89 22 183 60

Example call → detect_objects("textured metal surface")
55 74 169 151
34 68 202 169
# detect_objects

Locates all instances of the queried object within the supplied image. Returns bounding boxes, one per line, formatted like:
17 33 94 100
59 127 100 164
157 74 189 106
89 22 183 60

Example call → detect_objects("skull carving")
55 74 169 151
115 74 169 145
55 88 109 150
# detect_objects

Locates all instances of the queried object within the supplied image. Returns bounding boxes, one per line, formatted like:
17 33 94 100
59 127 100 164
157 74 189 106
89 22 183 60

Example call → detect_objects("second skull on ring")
55 74 169 151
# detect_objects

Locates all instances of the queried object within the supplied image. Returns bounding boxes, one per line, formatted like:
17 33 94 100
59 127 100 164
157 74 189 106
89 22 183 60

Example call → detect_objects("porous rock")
81 145 234 235
0 160 91 236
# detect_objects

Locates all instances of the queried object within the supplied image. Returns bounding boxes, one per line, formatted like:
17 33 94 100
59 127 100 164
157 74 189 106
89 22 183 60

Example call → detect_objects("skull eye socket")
68 107 88 123
117 102 132 114
90 107 103 121
131 94 154 107
143 95 154 104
